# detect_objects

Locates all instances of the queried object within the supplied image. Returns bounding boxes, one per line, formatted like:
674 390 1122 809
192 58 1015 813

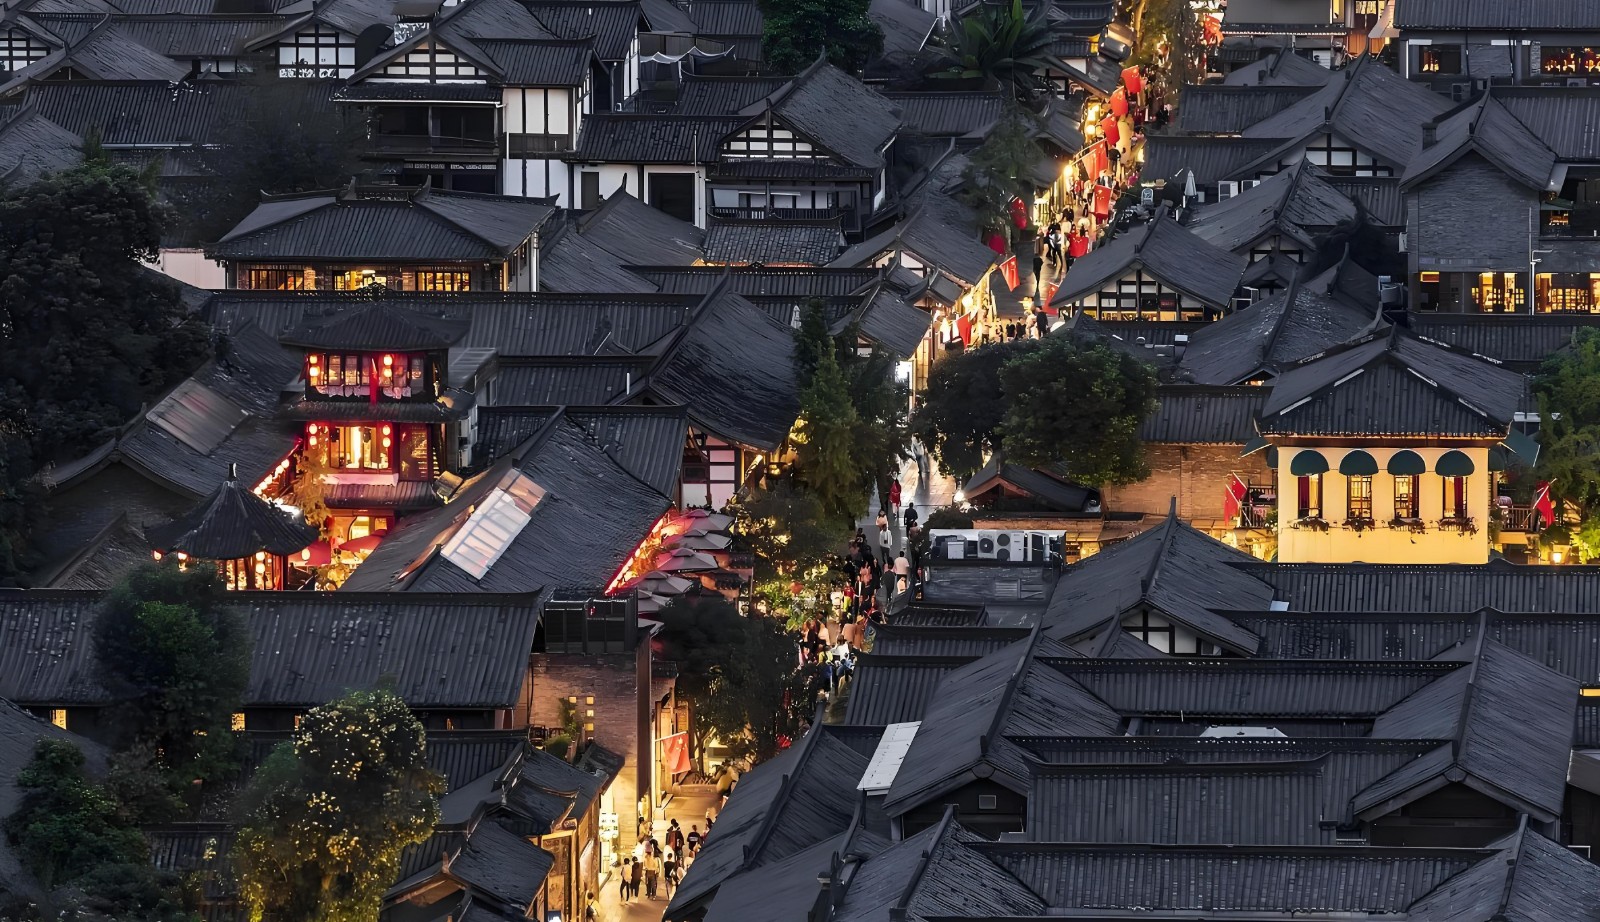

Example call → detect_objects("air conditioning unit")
1216 180 1240 200
1242 179 1261 190
992 531 1027 561
975 530 1001 558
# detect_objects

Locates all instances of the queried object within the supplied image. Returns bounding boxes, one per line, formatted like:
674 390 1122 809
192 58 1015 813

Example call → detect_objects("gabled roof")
1052 211 1248 310
0 18 186 90
1360 637 1577 821
339 407 680 592
1138 384 1268 442
1241 56 1453 168
667 721 870 917
1394 0 1600 30
523 0 644 59
1042 507 1274 654
845 652 985 725
1409 311 1600 370
0 105 81 186
832 813 1045 921
868 0 934 55
23 10 290 58
1187 161 1359 252
144 471 315 559
1493 86 1600 161
1177 84 1320 133
882 632 1123 815
701 829 889 922
24 79 338 147
438 819 554 910
831 153 997 286
536 224 659 293
643 286 800 450
960 454 1097 513
1177 260 1380 385
279 301 470 351
470 37 597 85
1406 826 1600 922
576 190 705 265
1223 47 1336 87
0 590 542 709
1257 328 1527 437
1142 134 1295 187
737 58 901 169
704 219 844 267
571 113 741 164
1402 92 1559 192
209 187 555 261
242 0 393 47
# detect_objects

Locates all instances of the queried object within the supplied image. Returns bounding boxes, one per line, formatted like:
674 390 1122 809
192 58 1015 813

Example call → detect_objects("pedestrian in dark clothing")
629 855 643 898
1034 307 1049 338
1032 236 1046 299
1047 222 1063 262
687 825 702 855
904 503 918 531
620 858 633 902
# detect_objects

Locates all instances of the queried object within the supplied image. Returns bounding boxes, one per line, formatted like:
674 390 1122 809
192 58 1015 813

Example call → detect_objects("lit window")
1444 476 1469 519
1346 475 1373 521
231 713 246 731
1394 475 1419 518
1297 474 1323 519
441 471 547 579
49 709 67 729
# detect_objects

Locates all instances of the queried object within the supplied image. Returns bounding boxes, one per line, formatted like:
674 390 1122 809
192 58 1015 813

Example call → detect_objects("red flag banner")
661 732 691 775
1122 66 1143 95
956 314 974 344
1000 255 1019 290
1092 184 1113 220
1101 116 1120 146
1110 87 1128 118
1090 141 1109 176
1041 278 1058 307
1535 481 1556 528
1224 474 1248 520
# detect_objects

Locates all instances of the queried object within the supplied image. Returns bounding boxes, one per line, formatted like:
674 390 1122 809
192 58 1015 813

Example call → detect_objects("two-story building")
1388 0 1600 93
1255 328 1534 564
1051 208 1249 320
208 185 557 291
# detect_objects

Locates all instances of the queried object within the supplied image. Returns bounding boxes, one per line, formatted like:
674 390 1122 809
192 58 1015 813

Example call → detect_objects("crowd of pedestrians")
617 817 714 905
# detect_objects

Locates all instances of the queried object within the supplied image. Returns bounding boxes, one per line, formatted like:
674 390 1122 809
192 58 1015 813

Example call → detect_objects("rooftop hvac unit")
1216 180 1240 200
992 531 1026 561
975 530 1001 558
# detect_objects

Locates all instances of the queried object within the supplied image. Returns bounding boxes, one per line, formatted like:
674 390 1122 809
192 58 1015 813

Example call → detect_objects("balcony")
708 206 852 221
1500 504 1540 532
1540 204 1600 238
372 133 498 157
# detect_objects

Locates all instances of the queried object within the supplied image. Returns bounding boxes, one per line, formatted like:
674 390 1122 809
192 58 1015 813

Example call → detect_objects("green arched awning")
1265 447 1278 469
1289 449 1329 476
1388 450 1426 476
1436 449 1476 477
1488 446 1508 472
1339 450 1379 476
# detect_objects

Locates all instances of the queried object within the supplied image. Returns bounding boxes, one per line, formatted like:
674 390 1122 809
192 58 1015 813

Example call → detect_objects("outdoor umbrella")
654 548 719 572
635 591 671 614
338 531 387 555
294 540 333 567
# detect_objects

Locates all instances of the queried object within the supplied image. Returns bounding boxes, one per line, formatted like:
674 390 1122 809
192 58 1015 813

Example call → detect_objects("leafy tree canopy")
761 0 884 74
911 338 1040 478
932 0 1052 101
1534 329 1600 522
960 105 1043 238
234 689 442 922
4 740 146 891
654 597 811 765
0 158 211 584
998 337 1159 485
93 562 250 803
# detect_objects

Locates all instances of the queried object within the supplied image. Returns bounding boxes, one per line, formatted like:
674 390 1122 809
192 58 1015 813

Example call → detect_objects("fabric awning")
1338 450 1379 476
1289 449 1329 476
1488 446 1509 472
1241 435 1270 458
1387 449 1426 475
1436 449 1476 476
1265 447 1278 469
1502 428 1540 467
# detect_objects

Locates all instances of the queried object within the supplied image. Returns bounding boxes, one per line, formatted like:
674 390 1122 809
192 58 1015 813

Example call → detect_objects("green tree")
4 740 146 890
728 475 849 581
234 689 442 922
655 597 812 765
93 562 250 806
911 338 1040 478
1128 0 1204 108
761 0 884 74
190 68 373 242
793 347 865 524
998 337 1159 485
932 0 1053 101
959 105 1043 240
0 157 211 584
1534 330 1600 536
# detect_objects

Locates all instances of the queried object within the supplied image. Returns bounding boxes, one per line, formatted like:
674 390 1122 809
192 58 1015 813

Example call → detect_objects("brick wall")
1102 443 1272 523
1411 155 1529 274
529 647 652 851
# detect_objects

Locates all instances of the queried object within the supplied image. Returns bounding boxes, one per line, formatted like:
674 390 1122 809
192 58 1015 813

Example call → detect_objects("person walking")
904 503 918 532
878 524 893 567
875 507 888 531
585 892 598 921
894 551 911 594
663 844 679 896
889 478 902 513
629 853 643 899
1047 221 1063 263
644 841 662 898
1034 306 1050 339
1032 235 1046 300
687 824 703 856
620 858 633 902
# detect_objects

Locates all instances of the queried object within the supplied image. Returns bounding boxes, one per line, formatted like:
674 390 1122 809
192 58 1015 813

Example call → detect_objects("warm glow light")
152 551 163 561
382 354 394 366
382 437 392 448
1554 551 1565 563
308 436 318 447
605 513 674 594
255 551 266 561
381 425 392 436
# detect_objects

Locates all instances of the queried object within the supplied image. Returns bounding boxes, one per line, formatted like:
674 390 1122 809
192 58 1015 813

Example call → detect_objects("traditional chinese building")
146 466 317 590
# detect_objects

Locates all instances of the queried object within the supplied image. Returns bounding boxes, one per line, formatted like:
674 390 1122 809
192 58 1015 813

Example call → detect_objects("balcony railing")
372 133 498 155
708 206 851 221
1501 504 1540 532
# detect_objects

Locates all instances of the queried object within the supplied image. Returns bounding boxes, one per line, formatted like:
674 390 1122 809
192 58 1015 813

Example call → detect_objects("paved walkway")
596 790 721 922
991 234 1071 320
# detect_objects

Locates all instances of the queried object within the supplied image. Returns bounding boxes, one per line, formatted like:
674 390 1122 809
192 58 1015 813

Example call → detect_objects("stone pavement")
595 789 721 922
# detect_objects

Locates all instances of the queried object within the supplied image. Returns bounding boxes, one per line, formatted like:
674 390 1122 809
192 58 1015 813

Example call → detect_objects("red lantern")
1110 87 1128 118
986 232 1008 254
789 580 804 595
1009 197 1028 229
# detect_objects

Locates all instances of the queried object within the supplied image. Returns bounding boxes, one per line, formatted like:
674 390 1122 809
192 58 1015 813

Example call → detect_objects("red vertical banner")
368 357 380 404
1041 279 1058 307
1101 116 1120 146
1090 141 1109 177
999 255 1019 290
956 315 974 344
1122 66 1143 95
661 732 691 775
1092 184 1113 220
1110 87 1128 117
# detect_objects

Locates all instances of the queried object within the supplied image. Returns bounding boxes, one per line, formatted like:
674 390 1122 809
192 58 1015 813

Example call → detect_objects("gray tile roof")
1042 511 1274 654
1187 161 1359 252
578 190 705 266
1176 262 1379 385
883 91 1003 138
279 302 470 351
1323 175 1404 225
667 722 869 917
340 407 681 592
961 455 1098 511
1492 86 1600 161
633 266 883 296
1258 329 1528 437
832 816 1045 922
445 820 553 909
745 60 901 169
1394 0 1600 29
1223 48 1336 87
1410 311 1600 370
978 841 1490 914
1252 559 1600 613
537 226 659 293
485 356 650 407
1142 135 1295 188
856 285 933 359
1241 57 1452 168
1402 93 1558 193
704 219 845 266
471 37 596 85
144 476 315 559
1139 385 1267 441
1177 85 1320 134
660 74 788 115
870 625 1035 657
25 78 339 147
844 653 983 725
868 0 934 56
0 590 541 709
701 830 889 922
523 0 642 59
210 188 555 261
1408 827 1600 922
572 113 741 163
0 105 81 187
1052 212 1248 310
